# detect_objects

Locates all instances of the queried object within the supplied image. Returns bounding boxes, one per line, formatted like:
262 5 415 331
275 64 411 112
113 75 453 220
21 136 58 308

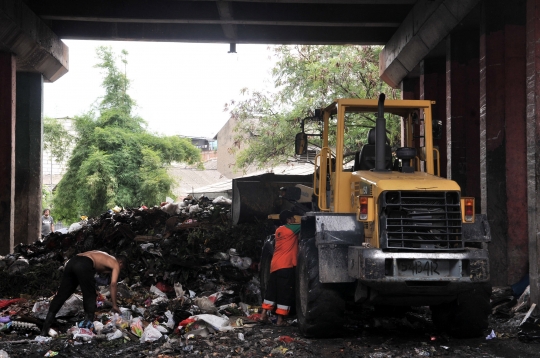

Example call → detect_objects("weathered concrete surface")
0 53 15 255
526 0 540 309
480 0 507 287
0 0 68 82
15 72 42 246
480 0 528 287
380 0 480 88
445 30 481 204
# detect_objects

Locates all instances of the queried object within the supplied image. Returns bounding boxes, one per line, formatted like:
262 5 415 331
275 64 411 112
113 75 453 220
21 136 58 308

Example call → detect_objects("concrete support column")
526 0 540 308
481 0 527 287
446 30 481 207
422 57 447 178
15 72 43 246
0 53 16 255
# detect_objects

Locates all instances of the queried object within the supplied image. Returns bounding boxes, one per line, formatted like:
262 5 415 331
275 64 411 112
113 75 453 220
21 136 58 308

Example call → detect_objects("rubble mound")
0 197 268 300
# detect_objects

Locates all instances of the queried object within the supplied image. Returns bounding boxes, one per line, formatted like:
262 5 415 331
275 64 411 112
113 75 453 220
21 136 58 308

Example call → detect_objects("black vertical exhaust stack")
375 93 386 171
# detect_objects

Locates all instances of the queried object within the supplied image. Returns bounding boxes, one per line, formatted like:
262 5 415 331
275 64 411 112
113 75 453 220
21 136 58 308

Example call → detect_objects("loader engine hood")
352 170 461 192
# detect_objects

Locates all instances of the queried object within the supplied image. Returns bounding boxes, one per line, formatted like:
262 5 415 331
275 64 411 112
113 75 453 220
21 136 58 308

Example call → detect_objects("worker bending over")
41 250 125 335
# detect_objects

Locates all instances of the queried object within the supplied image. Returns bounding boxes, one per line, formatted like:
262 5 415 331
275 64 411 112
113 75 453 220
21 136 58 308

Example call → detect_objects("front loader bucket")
232 173 312 225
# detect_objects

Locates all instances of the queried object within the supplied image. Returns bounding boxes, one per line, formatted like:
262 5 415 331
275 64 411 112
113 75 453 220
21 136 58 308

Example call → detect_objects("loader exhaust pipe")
375 93 386 172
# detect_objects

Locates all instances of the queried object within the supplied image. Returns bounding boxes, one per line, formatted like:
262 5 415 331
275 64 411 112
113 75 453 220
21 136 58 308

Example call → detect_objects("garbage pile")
0 195 275 348
490 283 540 343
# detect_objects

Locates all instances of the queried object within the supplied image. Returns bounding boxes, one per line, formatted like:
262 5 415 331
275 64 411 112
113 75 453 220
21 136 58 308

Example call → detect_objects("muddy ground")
1 305 538 358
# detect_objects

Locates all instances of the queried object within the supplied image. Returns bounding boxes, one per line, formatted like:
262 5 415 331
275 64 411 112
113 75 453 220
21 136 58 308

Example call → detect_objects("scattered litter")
486 330 496 340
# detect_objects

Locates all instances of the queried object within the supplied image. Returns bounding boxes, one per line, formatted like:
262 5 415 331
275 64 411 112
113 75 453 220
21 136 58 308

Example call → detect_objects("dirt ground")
1 306 538 358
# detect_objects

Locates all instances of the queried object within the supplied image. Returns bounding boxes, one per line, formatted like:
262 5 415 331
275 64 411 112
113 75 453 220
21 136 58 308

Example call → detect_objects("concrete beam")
0 0 68 82
379 0 480 88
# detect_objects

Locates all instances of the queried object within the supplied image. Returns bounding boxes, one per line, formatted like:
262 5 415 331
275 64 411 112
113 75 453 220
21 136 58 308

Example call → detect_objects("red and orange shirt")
270 224 301 273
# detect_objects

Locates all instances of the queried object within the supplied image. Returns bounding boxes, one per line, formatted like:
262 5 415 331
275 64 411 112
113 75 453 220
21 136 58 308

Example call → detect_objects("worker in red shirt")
260 210 300 326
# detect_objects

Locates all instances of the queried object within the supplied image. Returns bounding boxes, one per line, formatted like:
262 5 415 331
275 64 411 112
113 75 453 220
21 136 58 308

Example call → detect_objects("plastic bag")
151 296 169 305
0 298 22 309
174 282 184 298
113 313 129 330
107 329 123 341
164 310 175 329
140 324 162 343
161 202 180 215
192 314 233 332
130 317 143 337
155 324 168 333
7 258 29 275
72 327 95 341
194 297 217 313
93 321 104 334
68 222 83 233
189 204 201 213
34 335 52 343
101 321 116 334
150 285 167 297
212 196 232 206
207 292 222 304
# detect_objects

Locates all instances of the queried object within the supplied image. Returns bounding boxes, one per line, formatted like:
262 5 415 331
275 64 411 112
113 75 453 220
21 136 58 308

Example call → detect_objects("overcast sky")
43 40 275 138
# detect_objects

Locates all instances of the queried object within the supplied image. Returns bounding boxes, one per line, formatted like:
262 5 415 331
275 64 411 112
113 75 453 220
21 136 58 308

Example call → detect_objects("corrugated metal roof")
192 163 314 197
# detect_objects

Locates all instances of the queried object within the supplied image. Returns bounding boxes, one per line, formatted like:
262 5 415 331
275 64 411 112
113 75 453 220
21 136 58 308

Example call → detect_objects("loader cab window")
341 111 399 172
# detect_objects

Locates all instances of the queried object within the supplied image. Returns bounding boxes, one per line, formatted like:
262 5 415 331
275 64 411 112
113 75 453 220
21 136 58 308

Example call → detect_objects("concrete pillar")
446 30 481 207
422 57 447 178
15 72 43 246
480 0 527 287
0 53 16 255
526 0 540 308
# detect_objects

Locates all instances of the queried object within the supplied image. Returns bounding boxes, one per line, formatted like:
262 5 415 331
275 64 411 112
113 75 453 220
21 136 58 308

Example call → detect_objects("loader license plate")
397 259 449 277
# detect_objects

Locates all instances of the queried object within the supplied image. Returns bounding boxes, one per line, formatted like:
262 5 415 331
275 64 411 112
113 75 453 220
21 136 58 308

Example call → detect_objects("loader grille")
381 191 463 250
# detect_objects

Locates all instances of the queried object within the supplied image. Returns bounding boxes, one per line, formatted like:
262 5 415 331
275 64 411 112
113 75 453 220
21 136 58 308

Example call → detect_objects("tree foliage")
225 45 401 170
53 47 200 223
43 116 75 164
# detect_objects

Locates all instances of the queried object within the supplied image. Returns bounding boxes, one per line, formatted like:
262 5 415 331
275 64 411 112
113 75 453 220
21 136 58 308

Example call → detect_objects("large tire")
431 285 491 338
296 237 345 337
259 235 275 302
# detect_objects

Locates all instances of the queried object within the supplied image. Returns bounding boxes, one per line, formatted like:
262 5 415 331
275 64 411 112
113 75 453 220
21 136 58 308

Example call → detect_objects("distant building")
179 135 218 161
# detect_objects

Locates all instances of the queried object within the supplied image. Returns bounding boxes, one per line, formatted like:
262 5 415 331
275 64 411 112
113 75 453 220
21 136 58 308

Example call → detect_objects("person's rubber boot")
84 313 95 322
78 313 95 330
41 312 55 336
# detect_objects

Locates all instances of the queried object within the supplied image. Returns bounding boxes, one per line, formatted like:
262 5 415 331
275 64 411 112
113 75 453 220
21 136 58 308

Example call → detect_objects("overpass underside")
1 0 540 305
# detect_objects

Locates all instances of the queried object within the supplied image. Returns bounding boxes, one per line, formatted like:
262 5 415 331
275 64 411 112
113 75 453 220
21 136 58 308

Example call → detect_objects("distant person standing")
42 209 54 237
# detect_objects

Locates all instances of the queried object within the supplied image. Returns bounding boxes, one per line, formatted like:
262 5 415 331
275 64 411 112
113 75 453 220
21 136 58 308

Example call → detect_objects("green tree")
53 47 200 223
43 116 76 211
225 45 401 170
43 116 76 165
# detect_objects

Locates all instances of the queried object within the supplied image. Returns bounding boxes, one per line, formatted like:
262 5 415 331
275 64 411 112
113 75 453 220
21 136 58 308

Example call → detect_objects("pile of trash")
0 195 275 348
490 281 540 343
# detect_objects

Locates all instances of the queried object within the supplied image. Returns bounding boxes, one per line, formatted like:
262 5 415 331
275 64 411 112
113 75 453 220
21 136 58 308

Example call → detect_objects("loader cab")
294 97 440 213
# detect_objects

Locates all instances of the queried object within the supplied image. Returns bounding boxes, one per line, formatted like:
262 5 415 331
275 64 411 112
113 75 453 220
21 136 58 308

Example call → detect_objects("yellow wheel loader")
260 94 491 338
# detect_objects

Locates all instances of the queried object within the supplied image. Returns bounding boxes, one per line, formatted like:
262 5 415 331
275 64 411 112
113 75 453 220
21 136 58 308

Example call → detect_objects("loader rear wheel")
431 286 491 338
296 237 345 337
259 235 275 302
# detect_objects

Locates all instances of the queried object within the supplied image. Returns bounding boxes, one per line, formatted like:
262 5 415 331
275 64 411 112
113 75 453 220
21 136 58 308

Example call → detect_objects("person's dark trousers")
41 256 96 334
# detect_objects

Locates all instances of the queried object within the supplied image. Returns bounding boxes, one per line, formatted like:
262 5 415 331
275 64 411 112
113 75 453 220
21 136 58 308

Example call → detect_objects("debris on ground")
0 195 539 357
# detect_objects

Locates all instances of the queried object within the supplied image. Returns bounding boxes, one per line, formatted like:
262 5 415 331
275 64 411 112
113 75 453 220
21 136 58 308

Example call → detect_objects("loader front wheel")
296 237 345 337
